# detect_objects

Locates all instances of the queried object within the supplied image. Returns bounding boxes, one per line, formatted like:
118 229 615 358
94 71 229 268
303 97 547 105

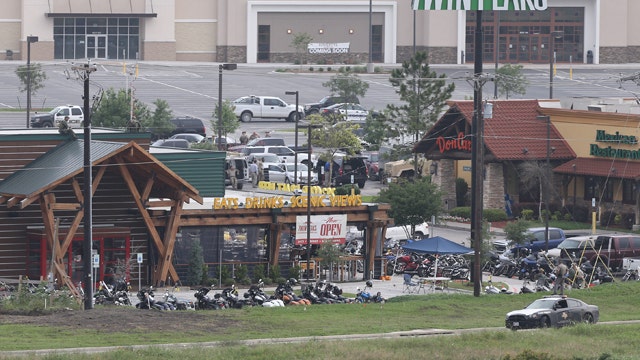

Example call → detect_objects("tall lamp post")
217 63 237 150
26 35 38 128
548 30 563 99
285 91 299 184
299 121 320 282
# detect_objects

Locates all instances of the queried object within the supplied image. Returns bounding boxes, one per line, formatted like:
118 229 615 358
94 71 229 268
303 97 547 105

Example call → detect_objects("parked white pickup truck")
233 95 304 122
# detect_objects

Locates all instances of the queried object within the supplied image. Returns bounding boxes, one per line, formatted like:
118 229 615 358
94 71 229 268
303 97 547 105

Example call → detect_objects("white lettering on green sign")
412 0 548 11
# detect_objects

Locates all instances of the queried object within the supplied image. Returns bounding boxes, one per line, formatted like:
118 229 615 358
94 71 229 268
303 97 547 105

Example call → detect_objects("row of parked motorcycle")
93 278 385 310
386 252 471 280
482 249 614 294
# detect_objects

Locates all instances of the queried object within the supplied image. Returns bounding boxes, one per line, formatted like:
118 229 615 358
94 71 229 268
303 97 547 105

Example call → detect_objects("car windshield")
284 164 308 172
525 299 556 310
319 96 332 105
558 239 591 248
251 154 279 163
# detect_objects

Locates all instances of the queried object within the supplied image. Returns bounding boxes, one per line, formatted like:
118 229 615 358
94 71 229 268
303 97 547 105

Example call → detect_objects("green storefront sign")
590 129 640 159
412 0 548 11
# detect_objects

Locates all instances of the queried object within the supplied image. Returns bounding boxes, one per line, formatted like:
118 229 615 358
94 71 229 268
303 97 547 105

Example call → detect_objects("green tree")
496 64 528 99
187 239 204 286
92 88 151 128
378 177 442 234
290 32 313 65
518 161 552 222
386 51 455 173
504 218 533 245
211 100 239 142
322 72 369 100
308 113 363 181
316 241 342 282
141 99 174 138
15 63 47 101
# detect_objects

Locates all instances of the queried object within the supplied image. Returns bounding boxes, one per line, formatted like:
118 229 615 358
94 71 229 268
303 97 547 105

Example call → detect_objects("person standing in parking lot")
249 131 259 140
552 260 568 295
227 163 238 189
256 157 264 183
249 160 259 187
239 131 249 145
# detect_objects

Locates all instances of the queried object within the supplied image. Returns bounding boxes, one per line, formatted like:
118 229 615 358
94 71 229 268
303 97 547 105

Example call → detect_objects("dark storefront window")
372 25 383 62
584 176 614 202
257 25 271 62
465 7 584 63
54 17 140 60
622 179 635 204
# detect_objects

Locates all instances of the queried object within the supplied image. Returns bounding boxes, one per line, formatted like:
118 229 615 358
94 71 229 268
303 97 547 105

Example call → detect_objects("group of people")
238 130 270 145
552 260 585 295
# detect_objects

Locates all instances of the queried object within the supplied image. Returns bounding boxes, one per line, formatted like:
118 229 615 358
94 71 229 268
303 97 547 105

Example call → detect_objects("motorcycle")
163 289 193 310
193 286 225 310
94 281 131 306
494 252 518 278
244 283 284 307
275 278 310 305
387 253 430 277
136 287 172 310
355 280 374 303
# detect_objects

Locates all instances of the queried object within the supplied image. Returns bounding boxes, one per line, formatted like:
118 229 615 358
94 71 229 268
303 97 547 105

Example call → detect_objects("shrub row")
448 207 507 222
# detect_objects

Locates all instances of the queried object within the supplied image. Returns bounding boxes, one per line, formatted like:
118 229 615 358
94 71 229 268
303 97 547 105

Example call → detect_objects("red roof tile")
416 100 576 161
554 158 640 179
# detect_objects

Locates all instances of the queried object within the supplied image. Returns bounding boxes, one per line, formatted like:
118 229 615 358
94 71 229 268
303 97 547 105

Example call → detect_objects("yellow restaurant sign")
213 194 363 210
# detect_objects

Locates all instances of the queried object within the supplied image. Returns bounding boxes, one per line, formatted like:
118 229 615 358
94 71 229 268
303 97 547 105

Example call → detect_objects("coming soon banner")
295 214 347 245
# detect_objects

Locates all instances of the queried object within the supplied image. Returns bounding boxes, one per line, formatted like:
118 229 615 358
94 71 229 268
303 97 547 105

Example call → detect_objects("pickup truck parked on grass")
233 96 304 122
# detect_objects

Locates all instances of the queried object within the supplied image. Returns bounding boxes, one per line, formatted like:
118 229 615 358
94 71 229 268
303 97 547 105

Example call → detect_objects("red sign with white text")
295 214 347 245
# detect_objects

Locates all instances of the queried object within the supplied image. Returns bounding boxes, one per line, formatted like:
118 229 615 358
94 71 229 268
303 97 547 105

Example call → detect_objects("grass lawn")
1 282 640 359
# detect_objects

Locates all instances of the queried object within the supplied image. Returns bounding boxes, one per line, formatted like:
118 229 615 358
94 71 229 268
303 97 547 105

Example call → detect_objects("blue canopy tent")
402 236 473 277
401 236 472 255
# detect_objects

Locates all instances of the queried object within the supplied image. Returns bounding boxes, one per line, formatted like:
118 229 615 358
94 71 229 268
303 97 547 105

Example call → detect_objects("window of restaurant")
622 179 635 204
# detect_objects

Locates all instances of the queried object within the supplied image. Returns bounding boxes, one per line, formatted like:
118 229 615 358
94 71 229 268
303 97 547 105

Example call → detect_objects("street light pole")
26 35 38 128
306 123 312 280
217 63 237 150
549 30 563 99
285 91 299 184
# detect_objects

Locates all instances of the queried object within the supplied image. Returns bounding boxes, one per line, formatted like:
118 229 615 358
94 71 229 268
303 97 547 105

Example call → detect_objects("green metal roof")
153 150 225 198
0 140 127 197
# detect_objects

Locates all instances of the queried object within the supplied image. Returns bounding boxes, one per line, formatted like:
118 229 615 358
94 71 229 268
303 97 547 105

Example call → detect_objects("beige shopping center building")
2 0 639 64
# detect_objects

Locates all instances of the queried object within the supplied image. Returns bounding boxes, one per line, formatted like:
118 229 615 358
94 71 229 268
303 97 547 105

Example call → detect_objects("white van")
384 222 430 247
225 155 250 190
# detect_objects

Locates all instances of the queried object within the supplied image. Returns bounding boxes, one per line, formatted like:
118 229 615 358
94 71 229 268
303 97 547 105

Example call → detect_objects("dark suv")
148 116 206 140
304 95 360 115
170 116 206 137
330 156 368 188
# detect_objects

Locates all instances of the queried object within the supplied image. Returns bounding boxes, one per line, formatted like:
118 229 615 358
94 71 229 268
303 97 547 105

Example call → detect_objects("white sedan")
266 163 318 185
320 103 379 121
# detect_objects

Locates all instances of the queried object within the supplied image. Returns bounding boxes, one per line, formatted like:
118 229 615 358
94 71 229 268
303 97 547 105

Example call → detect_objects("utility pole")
71 61 97 310
470 10 485 298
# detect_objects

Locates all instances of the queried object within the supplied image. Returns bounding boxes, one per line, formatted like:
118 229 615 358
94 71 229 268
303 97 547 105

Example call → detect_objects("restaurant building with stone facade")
417 99 640 228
